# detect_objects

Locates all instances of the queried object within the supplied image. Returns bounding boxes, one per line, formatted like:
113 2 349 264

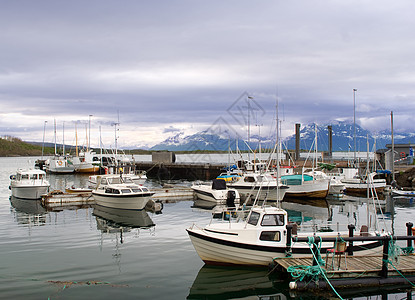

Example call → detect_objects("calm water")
1 157 415 299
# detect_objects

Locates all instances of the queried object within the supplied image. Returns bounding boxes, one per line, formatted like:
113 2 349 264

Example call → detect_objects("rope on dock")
286 236 344 300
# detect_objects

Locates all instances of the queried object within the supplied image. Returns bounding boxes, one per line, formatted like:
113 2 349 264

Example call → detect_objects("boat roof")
16 168 46 175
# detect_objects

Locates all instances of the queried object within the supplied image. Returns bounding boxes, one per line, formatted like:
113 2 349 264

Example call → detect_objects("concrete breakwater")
134 161 224 181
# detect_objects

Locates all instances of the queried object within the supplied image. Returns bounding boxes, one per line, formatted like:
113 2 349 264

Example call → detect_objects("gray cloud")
1 0 414 147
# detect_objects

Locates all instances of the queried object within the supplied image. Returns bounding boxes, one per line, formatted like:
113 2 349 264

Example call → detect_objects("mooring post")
286 224 293 257
348 224 355 256
312 236 320 266
406 222 413 249
381 237 390 278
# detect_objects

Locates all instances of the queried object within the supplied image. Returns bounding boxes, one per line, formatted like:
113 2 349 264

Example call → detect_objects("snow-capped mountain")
150 121 414 152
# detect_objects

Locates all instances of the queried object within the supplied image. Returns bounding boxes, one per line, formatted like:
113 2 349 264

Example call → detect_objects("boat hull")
187 227 382 267
92 192 153 210
191 185 240 206
11 186 49 200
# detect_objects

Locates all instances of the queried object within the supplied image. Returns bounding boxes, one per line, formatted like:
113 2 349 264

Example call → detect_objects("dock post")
381 236 390 278
286 224 293 257
312 236 320 266
407 222 413 249
348 224 355 256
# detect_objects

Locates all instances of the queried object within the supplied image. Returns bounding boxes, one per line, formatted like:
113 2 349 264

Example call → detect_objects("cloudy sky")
1 1 414 149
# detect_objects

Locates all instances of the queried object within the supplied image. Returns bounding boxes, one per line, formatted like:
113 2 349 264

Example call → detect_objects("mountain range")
150 121 415 152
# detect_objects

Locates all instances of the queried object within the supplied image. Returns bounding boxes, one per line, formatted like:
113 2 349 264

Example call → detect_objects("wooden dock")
273 254 415 291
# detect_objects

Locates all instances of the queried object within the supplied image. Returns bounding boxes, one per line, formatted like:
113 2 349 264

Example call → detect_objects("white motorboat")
92 175 154 210
280 173 330 200
187 205 383 267
9 169 50 199
191 179 240 208
45 156 75 173
303 170 345 196
227 172 288 202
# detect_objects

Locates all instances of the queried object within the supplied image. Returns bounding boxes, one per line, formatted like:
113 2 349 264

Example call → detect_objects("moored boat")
227 172 288 202
92 175 154 210
9 169 50 200
187 205 383 267
192 179 240 208
280 173 330 200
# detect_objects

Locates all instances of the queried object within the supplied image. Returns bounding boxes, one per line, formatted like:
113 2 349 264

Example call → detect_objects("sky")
1 0 414 149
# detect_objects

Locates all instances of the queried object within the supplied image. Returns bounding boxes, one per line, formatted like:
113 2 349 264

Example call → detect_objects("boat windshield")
247 211 260 226
121 189 131 194
261 214 285 226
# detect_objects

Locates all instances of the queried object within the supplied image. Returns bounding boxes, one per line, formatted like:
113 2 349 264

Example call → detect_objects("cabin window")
22 174 29 180
244 176 255 182
260 231 281 242
30 174 37 180
101 178 107 185
247 212 260 226
39 174 43 179
141 187 149 192
261 214 285 226
121 189 131 194
131 188 141 192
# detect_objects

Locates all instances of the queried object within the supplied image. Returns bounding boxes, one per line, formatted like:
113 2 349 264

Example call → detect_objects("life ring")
400 152 406 158
58 160 63 166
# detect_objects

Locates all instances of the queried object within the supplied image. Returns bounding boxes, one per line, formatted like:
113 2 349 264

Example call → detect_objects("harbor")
2 155 415 299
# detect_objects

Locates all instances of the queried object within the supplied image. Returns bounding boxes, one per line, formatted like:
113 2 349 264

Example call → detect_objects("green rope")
285 236 344 299
383 258 415 287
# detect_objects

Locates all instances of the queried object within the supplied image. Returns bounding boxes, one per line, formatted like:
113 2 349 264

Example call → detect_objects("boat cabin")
11 169 47 181
247 207 288 242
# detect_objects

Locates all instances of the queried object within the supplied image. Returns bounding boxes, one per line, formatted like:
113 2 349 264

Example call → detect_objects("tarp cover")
212 179 227 190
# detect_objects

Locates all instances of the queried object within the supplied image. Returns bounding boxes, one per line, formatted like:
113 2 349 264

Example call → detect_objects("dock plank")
274 254 415 279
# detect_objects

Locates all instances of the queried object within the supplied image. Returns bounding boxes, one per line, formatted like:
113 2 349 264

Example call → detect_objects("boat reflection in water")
187 265 287 300
9 196 47 226
93 205 156 243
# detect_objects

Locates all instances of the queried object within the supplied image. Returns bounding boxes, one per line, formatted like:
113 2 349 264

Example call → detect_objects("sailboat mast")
62 121 65 156
353 88 357 167
391 111 395 182
42 120 47 159
54 119 57 155
75 123 78 157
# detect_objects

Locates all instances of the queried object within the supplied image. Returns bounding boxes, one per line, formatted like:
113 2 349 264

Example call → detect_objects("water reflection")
93 205 155 234
187 265 288 300
9 196 47 226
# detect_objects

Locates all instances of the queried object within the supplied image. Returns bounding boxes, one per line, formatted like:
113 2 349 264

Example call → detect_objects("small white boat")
304 170 345 196
92 175 154 210
45 156 75 174
227 172 288 202
9 169 50 200
192 179 240 208
187 205 383 267
341 171 386 196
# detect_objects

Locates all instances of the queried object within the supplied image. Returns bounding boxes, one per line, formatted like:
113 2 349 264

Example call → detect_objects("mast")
353 88 357 168
391 111 395 182
276 93 280 206
62 121 65 156
88 114 93 152
41 120 47 159
54 119 57 156
75 122 78 157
